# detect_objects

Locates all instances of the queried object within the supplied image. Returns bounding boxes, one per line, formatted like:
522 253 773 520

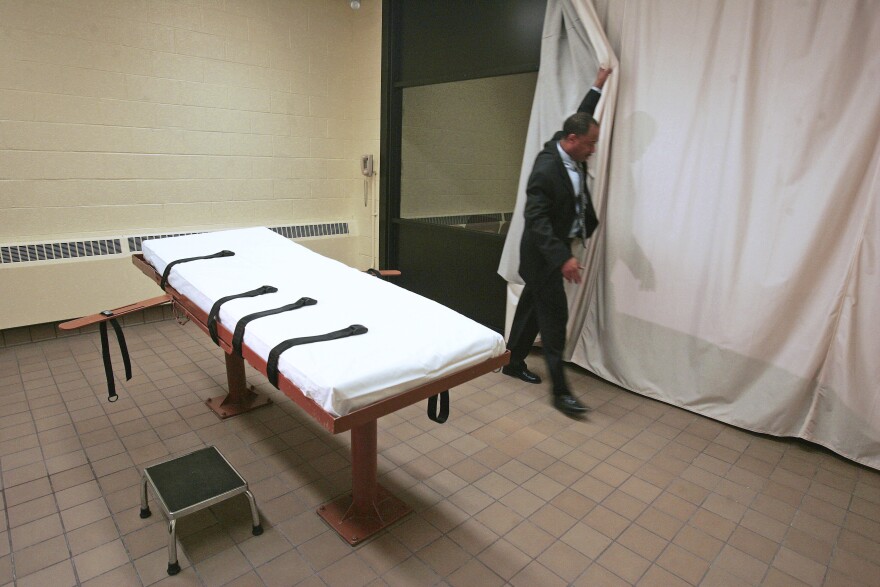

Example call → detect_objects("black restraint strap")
207 285 278 344
231 297 318 357
98 313 132 402
427 390 450 423
159 250 235 290
266 325 368 387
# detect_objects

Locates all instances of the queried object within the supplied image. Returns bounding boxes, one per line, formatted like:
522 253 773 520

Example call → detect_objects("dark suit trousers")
507 272 569 395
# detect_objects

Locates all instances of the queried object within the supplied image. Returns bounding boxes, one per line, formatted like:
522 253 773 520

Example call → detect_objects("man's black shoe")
553 393 591 415
501 364 542 384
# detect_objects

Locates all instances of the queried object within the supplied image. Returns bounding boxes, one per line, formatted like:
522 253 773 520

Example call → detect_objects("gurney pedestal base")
318 484 410 546
317 420 411 545
206 352 272 419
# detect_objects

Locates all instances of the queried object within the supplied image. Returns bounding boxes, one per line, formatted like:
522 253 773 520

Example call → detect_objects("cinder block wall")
0 0 381 330
400 72 536 219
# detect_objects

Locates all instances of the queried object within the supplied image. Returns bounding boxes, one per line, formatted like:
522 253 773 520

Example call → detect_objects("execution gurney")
115 227 510 544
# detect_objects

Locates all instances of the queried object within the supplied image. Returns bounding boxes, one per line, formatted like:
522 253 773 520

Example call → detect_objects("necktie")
568 162 587 239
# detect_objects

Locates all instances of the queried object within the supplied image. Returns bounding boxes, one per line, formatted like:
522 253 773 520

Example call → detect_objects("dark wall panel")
399 0 546 86
394 221 507 332
384 0 547 330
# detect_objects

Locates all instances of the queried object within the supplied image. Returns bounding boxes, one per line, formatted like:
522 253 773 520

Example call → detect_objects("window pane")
400 72 537 235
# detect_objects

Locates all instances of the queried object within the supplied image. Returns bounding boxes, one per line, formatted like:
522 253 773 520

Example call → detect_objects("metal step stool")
139 446 263 575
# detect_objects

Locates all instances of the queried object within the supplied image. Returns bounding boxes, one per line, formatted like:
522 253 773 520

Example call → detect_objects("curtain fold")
571 0 880 469
497 0 616 286
498 0 618 350
503 0 880 469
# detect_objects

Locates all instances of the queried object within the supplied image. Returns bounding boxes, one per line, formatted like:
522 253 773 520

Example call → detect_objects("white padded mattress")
142 227 506 417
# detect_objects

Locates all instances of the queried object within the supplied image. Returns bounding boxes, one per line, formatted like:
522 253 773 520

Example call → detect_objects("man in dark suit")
503 68 611 416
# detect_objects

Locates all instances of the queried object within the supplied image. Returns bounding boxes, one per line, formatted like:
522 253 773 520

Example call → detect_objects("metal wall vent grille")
268 222 349 240
0 239 122 264
128 232 202 253
128 223 349 252
2 223 350 264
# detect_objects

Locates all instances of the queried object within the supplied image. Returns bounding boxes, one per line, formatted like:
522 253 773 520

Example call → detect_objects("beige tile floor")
1 318 879 586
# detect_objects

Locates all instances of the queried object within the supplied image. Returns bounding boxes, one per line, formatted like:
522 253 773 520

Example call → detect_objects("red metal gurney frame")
131 253 510 544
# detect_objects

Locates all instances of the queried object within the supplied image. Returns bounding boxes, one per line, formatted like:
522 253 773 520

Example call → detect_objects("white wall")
0 0 382 329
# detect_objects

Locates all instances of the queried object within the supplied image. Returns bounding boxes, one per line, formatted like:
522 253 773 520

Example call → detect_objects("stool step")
140 446 262 577
144 446 245 517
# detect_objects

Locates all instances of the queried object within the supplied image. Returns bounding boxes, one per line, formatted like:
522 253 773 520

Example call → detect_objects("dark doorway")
380 0 546 332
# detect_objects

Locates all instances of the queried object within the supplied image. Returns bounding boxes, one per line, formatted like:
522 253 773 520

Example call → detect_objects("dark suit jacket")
519 89 601 284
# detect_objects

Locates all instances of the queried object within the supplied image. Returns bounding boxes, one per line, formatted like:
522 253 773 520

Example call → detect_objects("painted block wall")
0 0 382 328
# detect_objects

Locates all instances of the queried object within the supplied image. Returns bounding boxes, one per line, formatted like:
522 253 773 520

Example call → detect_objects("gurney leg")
317 420 411 545
205 353 272 419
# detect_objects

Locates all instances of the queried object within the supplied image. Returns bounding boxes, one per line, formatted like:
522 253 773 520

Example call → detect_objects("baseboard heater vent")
128 223 349 252
268 222 348 240
127 232 202 253
2 223 350 264
1 239 123 264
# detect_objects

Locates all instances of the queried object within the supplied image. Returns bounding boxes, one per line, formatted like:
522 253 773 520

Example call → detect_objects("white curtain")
498 0 619 343
498 0 617 285
501 0 880 469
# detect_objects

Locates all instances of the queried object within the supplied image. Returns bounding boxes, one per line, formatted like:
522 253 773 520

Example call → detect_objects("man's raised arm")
576 67 612 116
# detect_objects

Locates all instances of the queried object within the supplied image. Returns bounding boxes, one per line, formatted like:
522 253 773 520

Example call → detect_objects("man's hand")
561 257 583 284
594 67 612 89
